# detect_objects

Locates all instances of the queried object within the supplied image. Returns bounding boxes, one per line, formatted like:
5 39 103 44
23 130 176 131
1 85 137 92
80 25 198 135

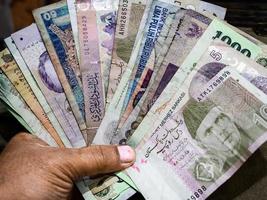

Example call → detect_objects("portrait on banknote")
140 67 267 189
181 65 267 183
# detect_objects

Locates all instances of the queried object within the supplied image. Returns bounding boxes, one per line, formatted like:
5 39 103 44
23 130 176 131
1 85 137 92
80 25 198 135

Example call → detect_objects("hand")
0 133 135 200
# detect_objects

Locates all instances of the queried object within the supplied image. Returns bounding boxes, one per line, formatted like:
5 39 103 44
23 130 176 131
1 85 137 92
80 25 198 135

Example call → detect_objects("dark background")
0 0 266 199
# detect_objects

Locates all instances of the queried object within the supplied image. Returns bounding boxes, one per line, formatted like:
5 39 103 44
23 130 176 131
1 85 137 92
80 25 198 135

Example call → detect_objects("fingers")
59 145 136 180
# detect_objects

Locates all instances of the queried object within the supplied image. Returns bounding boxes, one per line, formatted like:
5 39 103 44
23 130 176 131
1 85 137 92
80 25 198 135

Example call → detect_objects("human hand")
0 133 136 200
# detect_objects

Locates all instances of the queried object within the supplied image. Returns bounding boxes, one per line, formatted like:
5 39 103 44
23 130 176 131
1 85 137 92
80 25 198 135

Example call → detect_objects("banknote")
76 0 106 142
67 0 80 63
127 59 267 200
97 9 117 96
106 0 149 106
94 0 119 96
9 25 86 148
0 68 57 147
117 9 212 144
75 0 137 189
78 174 136 200
94 0 182 145
0 48 65 147
33 1 88 141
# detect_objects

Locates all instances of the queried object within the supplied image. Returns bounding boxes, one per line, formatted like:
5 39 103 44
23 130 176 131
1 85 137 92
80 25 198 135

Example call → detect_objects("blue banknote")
39 5 85 120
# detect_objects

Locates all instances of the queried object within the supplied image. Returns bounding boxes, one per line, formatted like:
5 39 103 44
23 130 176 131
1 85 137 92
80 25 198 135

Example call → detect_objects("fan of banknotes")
1 0 267 199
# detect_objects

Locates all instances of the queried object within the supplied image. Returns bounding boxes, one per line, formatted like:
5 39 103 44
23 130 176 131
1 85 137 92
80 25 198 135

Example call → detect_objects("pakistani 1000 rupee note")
9 24 86 148
5 36 73 148
127 54 267 200
67 0 80 64
0 68 57 147
0 48 65 147
118 9 212 144
106 0 150 106
76 0 106 142
33 1 88 141
94 0 181 145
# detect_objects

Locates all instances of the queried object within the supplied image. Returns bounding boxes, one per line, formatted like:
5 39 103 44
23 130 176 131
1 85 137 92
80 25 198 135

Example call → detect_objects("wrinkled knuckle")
93 146 109 171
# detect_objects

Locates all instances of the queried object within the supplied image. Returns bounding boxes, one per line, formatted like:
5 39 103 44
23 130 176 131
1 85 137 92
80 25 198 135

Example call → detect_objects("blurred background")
0 0 267 199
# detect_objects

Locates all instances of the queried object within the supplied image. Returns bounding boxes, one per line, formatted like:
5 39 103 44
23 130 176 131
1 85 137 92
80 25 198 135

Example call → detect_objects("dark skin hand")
0 133 136 200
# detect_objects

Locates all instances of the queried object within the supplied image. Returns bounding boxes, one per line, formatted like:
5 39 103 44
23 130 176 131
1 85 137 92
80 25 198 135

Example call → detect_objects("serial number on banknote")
186 185 207 200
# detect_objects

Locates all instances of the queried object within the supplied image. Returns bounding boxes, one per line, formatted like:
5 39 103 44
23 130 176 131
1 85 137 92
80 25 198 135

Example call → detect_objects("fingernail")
118 146 135 163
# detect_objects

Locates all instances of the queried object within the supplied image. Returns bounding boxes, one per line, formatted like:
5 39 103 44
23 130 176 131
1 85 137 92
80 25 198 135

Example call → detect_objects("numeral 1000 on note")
212 31 252 57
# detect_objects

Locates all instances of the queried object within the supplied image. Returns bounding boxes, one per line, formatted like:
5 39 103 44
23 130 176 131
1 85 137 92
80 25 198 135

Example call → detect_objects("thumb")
58 145 136 180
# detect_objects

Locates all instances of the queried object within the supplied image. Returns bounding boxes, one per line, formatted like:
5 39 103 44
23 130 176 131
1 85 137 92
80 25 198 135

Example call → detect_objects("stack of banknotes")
1 0 267 199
